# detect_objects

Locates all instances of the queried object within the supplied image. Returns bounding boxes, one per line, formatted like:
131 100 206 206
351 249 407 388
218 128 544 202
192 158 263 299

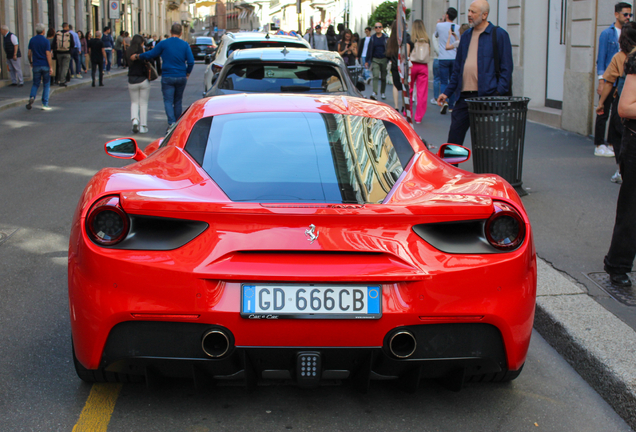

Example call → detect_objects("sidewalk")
360 81 636 428
0 68 127 113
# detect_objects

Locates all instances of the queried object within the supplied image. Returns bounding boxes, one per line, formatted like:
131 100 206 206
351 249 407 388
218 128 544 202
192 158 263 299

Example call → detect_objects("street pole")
397 0 412 124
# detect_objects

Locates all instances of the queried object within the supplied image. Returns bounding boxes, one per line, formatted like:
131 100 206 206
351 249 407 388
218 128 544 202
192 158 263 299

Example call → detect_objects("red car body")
69 94 536 388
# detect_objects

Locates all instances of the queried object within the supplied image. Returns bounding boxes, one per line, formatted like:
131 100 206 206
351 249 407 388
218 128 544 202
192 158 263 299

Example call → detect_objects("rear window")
196 37 214 45
186 112 414 204
219 63 344 93
227 41 307 56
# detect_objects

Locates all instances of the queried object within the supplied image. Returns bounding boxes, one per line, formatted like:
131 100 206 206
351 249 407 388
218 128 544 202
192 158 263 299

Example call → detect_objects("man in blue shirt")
437 0 513 146
132 23 195 128
26 23 54 110
594 2 632 157
68 24 82 78
101 26 114 73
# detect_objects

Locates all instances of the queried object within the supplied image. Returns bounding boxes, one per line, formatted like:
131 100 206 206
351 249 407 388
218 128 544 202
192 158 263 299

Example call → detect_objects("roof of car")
227 48 344 65
222 32 310 46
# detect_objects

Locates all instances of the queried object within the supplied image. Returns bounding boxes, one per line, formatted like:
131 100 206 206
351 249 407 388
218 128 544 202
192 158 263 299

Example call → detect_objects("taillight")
485 202 526 251
86 195 129 246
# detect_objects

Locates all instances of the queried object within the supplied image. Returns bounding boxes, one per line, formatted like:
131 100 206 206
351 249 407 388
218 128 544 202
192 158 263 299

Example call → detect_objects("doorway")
546 0 567 109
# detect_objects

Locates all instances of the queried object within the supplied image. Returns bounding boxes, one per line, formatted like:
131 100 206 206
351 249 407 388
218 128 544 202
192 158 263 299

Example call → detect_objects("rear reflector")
131 313 200 320
419 316 484 322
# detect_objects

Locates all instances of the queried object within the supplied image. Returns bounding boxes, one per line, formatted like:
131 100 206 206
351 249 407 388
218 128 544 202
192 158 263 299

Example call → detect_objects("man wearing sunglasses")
365 22 389 100
595 2 633 158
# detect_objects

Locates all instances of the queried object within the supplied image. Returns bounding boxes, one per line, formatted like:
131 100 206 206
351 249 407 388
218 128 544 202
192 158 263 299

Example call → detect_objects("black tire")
72 343 144 384
465 364 524 384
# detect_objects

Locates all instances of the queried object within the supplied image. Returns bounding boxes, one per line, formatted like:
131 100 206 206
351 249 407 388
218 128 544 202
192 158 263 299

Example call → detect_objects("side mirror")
204 55 211 65
437 143 470 164
105 138 147 161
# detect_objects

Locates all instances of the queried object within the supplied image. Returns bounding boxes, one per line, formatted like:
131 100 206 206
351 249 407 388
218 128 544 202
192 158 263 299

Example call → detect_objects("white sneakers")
132 118 140 134
381 93 386 99
370 92 377 100
611 169 623 184
140 126 148 134
595 144 615 157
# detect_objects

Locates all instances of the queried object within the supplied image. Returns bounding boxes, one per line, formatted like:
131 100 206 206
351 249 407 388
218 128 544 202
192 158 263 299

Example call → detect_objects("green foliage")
367 1 411 28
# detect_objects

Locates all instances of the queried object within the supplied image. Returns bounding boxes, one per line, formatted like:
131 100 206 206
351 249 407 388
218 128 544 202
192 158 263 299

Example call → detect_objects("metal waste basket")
465 96 530 194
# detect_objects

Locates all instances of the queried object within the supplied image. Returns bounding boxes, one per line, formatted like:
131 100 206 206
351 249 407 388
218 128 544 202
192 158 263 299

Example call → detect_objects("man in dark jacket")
437 0 513 145
1 25 24 86
364 22 389 100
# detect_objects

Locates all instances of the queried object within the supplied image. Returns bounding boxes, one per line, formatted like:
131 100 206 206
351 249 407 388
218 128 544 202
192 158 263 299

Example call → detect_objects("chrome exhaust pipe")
389 331 417 359
202 329 230 358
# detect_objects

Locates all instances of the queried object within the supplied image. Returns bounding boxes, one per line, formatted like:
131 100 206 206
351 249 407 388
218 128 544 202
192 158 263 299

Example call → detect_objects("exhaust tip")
389 331 417 359
202 329 230 358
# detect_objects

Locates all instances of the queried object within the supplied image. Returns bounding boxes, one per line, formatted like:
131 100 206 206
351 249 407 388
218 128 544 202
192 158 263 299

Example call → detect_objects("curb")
0 70 128 114
534 257 636 430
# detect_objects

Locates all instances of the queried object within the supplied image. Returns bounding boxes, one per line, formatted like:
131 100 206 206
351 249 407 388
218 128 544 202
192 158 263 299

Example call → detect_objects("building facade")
0 0 192 83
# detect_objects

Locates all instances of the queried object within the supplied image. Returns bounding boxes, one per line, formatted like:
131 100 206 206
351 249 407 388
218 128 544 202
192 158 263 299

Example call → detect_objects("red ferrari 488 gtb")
68 94 536 390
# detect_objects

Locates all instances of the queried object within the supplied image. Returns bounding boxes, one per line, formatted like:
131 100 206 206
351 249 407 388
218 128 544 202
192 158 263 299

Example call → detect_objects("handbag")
410 39 430 64
145 61 158 81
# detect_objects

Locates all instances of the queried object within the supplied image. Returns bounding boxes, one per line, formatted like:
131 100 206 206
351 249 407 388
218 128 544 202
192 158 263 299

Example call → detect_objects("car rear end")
69 100 535 389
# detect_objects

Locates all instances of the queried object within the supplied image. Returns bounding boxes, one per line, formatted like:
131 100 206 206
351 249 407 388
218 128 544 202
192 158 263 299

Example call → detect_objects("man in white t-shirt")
360 26 372 81
435 7 458 114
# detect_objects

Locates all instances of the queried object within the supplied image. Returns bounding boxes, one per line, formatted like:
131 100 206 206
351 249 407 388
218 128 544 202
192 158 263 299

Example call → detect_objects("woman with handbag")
126 34 151 134
409 19 431 124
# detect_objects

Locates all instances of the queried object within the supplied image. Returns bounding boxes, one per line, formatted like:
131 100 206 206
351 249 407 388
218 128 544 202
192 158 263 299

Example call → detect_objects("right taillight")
86 195 129 246
485 201 526 251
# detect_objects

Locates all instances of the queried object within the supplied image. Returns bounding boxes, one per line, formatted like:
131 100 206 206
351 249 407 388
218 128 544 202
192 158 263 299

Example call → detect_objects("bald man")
437 0 513 145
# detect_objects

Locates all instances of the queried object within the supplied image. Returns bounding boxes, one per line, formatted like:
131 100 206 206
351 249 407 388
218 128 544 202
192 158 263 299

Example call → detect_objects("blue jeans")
433 58 441 100
30 66 51 106
104 49 112 72
161 76 188 125
438 59 458 108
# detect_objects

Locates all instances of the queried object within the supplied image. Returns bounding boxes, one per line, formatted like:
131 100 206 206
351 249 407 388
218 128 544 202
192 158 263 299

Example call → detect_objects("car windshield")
227 41 307 56
196 37 214 45
219 63 344 93
186 112 415 204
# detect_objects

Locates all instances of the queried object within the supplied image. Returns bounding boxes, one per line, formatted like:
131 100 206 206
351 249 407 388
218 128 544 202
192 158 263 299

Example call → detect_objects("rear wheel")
72 343 144 384
466 364 524 383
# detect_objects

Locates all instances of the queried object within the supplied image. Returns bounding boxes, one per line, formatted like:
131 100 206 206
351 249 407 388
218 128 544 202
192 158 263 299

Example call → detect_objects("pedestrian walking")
26 23 54 110
122 32 131 68
386 21 409 113
337 29 357 66
304 25 328 51
102 26 114 73
46 28 57 85
88 31 106 87
409 19 431 124
326 25 338 51
595 2 632 158
603 46 636 288
52 22 75 87
437 0 513 146
435 7 458 114
359 27 372 81
365 22 389 101
115 30 124 68
430 21 441 106
131 23 194 129
597 22 636 184
68 24 82 78
126 35 151 134
1 25 24 86
78 31 88 74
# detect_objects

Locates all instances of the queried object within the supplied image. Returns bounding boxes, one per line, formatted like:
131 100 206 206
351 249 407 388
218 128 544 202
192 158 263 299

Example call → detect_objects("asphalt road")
0 64 631 431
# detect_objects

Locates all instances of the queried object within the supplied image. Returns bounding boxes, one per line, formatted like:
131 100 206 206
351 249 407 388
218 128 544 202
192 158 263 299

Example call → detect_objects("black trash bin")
465 96 530 194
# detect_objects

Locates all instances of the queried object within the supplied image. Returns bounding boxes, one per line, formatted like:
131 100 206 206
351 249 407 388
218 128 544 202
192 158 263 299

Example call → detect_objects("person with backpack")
596 22 636 184
409 20 431 124
436 0 512 146
52 22 75 87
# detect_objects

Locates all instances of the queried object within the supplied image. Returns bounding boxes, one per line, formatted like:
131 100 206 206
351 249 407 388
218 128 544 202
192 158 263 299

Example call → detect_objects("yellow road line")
72 383 123 432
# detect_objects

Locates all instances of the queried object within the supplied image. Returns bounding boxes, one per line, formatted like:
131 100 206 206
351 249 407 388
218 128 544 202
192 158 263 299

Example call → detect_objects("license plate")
241 284 382 319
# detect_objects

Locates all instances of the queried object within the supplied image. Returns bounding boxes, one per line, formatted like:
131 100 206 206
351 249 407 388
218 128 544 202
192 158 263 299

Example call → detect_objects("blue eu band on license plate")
241 284 382 319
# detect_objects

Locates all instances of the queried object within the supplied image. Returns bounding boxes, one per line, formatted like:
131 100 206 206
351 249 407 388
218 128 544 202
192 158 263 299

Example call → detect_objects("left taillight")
86 195 129 246
485 201 526 251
